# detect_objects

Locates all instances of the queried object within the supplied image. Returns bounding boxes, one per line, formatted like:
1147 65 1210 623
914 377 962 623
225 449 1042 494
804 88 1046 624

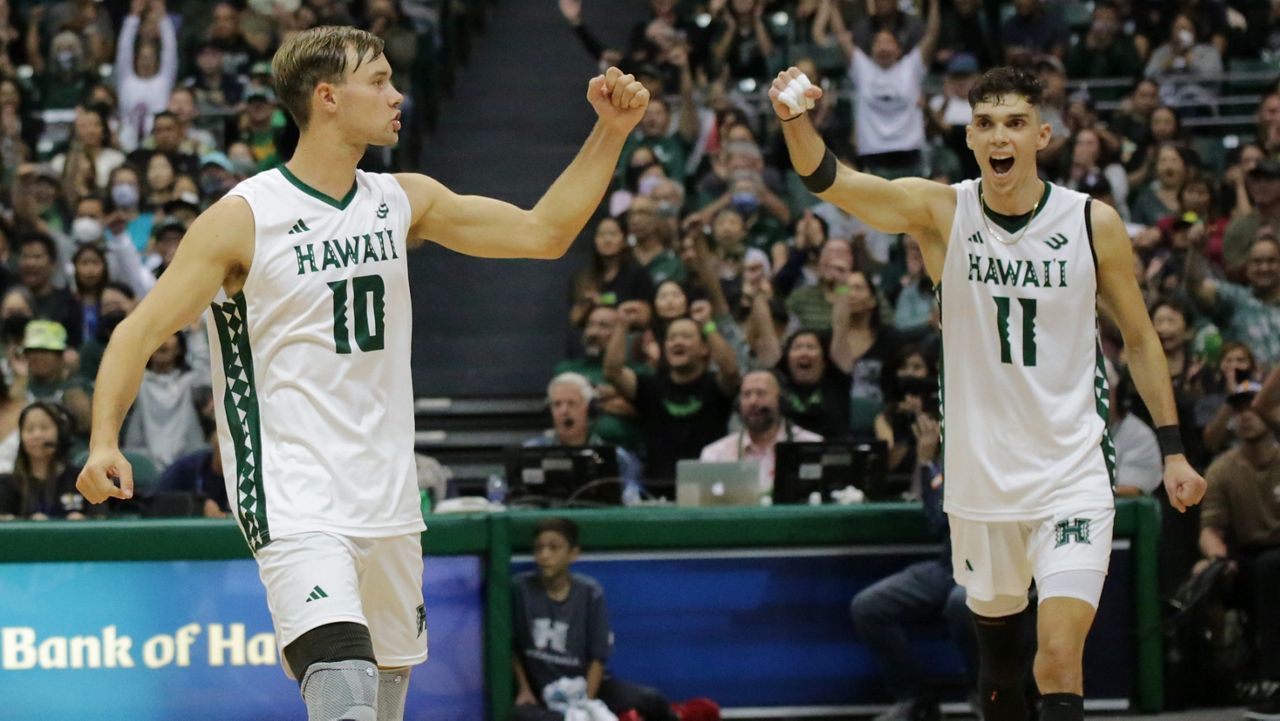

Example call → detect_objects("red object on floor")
671 698 721 721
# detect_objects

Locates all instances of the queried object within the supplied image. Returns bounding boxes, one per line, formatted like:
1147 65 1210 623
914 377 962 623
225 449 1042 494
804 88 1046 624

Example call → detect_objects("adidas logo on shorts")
304 585 328 603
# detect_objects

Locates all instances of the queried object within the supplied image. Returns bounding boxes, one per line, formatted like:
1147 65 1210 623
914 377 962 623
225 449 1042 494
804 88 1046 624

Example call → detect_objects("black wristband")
800 147 837 194
1156 425 1184 458
781 112 804 123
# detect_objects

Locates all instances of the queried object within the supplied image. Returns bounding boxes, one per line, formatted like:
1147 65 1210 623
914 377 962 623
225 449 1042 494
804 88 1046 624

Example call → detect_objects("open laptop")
675 460 762 508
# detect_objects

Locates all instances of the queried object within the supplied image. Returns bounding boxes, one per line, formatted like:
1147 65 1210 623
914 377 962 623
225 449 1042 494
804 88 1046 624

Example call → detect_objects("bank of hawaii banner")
0 556 484 721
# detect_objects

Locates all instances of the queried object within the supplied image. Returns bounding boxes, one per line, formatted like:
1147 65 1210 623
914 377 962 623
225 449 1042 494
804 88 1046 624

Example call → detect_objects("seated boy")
512 517 677 721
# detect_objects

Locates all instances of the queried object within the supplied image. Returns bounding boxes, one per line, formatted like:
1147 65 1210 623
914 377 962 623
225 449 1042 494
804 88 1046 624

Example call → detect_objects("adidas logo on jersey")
304 585 328 603
288 219 311 235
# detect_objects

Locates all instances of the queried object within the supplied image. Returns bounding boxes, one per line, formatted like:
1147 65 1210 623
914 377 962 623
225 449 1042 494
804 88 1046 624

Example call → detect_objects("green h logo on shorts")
1054 518 1092 548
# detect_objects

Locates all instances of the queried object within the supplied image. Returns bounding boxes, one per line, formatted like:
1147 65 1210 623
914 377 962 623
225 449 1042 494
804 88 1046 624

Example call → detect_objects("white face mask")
111 182 139 208
71 216 103 244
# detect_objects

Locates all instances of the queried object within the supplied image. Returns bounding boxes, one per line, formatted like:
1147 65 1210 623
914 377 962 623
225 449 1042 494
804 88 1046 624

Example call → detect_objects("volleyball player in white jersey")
76 26 649 721
770 67 1205 720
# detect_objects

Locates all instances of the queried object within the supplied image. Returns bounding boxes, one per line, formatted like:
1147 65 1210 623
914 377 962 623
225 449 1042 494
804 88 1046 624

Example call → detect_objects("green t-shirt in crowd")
644 249 687 287
620 134 690 183
786 284 834 331
553 357 652 453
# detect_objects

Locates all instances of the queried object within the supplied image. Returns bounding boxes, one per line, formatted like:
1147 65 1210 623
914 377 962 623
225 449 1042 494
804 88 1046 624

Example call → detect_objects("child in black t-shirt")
512 517 677 721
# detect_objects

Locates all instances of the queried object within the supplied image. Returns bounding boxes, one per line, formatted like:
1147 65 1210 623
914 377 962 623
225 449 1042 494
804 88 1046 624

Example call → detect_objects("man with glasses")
785 237 855 330
1187 230 1280 368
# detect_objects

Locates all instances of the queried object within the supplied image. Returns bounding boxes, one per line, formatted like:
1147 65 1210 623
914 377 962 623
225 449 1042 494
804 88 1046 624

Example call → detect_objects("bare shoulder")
894 177 957 242
189 195 255 262
1087 198 1130 264
392 172 447 213
184 195 255 292
393 172 450 247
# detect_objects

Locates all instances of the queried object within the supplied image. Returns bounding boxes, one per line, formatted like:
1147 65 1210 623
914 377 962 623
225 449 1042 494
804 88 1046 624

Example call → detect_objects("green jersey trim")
1093 341 1118 485
212 292 270 551
978 180 1053 234
277 165 358 210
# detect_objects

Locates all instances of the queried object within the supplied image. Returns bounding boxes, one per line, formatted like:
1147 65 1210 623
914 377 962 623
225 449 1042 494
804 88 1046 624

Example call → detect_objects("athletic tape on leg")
300 659 378 721
377 668 410 721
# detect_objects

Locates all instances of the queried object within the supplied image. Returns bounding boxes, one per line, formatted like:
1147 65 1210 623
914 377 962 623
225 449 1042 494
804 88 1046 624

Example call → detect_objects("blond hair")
272 26 385 130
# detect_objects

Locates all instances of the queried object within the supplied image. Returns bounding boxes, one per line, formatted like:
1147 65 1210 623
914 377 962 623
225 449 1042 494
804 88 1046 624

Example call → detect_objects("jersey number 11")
328 275 386 354
994 296 1038 367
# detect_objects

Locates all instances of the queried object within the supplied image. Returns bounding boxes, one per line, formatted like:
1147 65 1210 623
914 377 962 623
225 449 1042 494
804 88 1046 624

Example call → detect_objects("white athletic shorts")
950 507 1114 605
255 531 428 678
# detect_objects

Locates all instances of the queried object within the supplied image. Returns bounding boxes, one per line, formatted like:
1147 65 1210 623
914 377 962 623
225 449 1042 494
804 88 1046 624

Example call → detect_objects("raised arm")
115 7 141 84
1183 224 1219 306
77 197 253 503
829 286 855 373
706 325 742 395
917 0 942 67
750 3 775 60
396 68 648 259
769 68 953 243
1093 200 1206 512
812 0 856 64
155 1 178 89
603 321 638 402
747 292 781 368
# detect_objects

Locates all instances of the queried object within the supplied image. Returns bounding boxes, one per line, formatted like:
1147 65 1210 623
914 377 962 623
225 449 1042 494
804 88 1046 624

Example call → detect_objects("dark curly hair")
968 66 1043 109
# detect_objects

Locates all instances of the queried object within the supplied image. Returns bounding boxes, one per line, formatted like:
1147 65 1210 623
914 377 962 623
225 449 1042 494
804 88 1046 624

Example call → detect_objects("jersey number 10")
328 275 386 354
994 296 1038 367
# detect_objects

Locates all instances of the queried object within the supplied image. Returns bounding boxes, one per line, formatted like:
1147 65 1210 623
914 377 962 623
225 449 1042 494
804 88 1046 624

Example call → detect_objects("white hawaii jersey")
208 167 424 551
940 179 1116 521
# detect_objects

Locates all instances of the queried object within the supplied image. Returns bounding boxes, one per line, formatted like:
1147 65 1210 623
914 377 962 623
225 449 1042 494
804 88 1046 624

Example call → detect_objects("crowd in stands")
0 0 445 520
543 0 1280 717
0 0 1275 714
553 0 1280 493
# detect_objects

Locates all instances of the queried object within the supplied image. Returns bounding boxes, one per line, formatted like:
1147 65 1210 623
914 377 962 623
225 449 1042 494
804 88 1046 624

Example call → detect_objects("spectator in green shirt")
1064 3 1141 101
618 94 696 183
628 196 685 287
1223 160 1280 275
1187 235 1280 369
29 31 95 110
554 304 649 453
785 238 853 331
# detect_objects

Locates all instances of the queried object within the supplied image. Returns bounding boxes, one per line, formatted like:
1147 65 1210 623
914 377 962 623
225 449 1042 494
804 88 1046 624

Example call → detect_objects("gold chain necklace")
978 181 1045 245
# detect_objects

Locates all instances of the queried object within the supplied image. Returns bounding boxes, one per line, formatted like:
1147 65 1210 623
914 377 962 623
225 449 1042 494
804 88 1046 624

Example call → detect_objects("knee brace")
377 667 411 721
285 622 379 721
300 660 378 721
973 608 1032 721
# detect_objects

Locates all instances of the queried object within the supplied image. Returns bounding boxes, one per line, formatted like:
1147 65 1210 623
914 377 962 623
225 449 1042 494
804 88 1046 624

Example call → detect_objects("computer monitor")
505 445 623 507
773 440 894 504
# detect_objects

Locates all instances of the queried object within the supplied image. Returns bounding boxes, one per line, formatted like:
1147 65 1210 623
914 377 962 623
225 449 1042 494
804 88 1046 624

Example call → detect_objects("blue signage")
515 546 1134 710
0 556 484 720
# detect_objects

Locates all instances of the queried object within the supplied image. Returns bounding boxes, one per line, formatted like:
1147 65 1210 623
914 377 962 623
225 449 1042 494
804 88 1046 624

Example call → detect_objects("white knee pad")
377 667 411 721
300 659 378 721
1037 569 1106 609
966 592 1030 618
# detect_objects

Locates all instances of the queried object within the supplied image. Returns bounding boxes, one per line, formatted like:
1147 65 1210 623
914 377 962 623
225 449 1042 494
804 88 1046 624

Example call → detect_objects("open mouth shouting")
990 155 1015 176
